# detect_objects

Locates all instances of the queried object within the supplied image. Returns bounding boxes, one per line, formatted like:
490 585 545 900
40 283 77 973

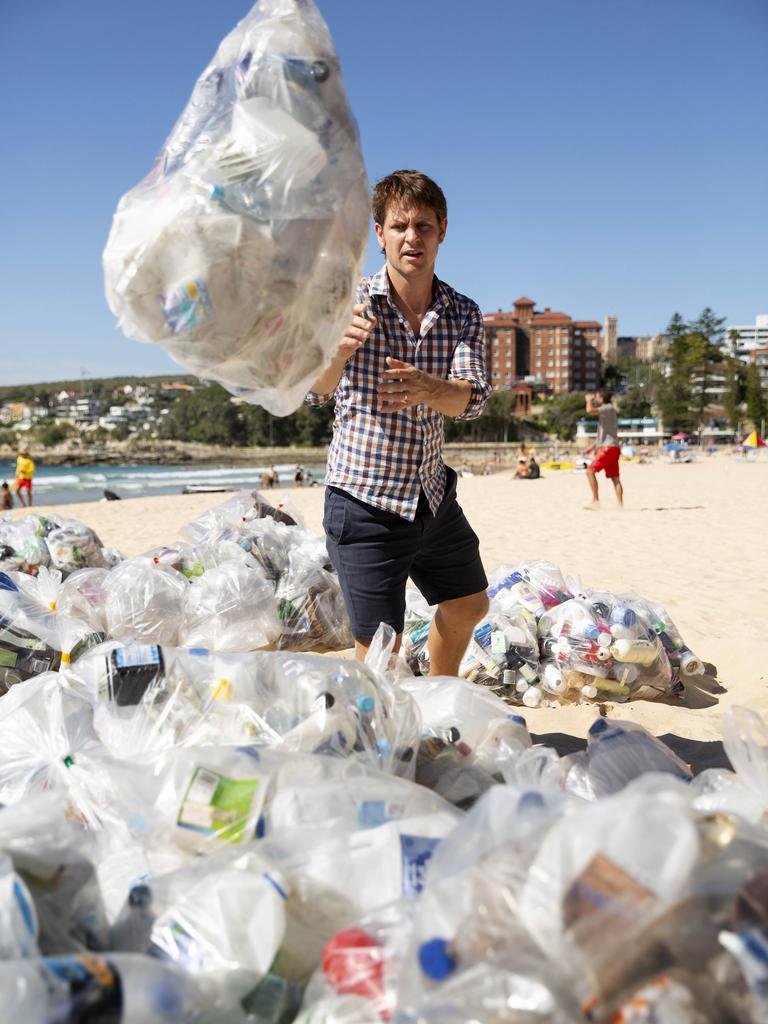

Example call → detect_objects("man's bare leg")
612 477 624 508
585 469 599 509
16 488 28 509
428 590 489 677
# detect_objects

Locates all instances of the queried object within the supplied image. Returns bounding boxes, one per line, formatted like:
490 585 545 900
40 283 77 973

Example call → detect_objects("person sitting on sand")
294 465 305 487
1 481 13 510
14 446 35 508
582 388 623 509
514 455 531 479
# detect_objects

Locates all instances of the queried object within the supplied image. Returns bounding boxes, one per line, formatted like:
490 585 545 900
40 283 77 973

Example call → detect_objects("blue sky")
1 0 766 385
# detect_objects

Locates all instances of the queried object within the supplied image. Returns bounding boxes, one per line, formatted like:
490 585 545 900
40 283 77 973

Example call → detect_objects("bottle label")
177 766 262 843
39 955 123 1023
113 645 161 670
162 278 213 334
357 799 406 828
400 834 440 896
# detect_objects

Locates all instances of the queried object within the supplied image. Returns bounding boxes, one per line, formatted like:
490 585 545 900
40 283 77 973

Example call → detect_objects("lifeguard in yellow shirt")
14 446 35 507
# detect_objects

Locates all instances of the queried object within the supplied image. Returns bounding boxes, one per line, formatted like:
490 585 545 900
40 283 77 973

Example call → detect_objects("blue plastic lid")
518 790 545 811
508 714 527 726
356 695 375 714
418 937 457 980
589 717 609 735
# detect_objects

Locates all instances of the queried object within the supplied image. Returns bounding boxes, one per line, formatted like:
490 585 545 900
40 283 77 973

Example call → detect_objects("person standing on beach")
583 388 623 509
306 170 491 674
14 446 35 508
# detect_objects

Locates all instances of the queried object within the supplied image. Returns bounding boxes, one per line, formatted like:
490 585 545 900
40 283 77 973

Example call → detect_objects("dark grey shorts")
323 468 488 639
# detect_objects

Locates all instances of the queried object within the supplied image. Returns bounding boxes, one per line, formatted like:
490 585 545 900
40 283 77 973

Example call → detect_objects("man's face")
374 203 447 280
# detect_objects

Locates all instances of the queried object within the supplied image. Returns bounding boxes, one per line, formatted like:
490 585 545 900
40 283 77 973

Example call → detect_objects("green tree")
158 384 249 446
722 358 745 431
533 392 587 440
618 385 651 419
746 362 767 432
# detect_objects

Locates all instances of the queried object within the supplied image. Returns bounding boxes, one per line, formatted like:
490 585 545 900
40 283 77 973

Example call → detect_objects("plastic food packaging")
103 0 369 415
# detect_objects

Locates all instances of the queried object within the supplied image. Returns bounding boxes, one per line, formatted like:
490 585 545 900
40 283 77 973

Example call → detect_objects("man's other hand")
377 357 435 411
337 304 376 362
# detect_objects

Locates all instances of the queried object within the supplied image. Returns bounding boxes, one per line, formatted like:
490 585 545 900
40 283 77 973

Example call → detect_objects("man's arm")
305 304 376 405
377 304 491 418
585 393 602 415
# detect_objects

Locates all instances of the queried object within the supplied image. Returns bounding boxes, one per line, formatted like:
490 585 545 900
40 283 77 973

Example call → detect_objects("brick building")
484 296 603 394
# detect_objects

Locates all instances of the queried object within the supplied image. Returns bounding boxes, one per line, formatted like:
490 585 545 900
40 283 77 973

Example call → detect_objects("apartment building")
484 297 602 394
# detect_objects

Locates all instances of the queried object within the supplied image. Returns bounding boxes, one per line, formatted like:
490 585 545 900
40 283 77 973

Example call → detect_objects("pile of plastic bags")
0 597 766 1022
103 0 369 415
404 559 705 708
0 491 353 692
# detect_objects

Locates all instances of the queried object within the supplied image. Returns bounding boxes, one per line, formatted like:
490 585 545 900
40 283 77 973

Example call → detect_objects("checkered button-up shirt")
306 265 490 521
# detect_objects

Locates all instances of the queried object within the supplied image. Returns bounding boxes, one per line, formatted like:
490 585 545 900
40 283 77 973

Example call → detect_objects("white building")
725 315 768 360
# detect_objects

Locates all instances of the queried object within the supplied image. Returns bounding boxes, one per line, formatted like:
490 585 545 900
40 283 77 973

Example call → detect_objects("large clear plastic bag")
102 557 189 646
0 514 53 574
0 570 105 694
179 558 281 652
103 0 369 415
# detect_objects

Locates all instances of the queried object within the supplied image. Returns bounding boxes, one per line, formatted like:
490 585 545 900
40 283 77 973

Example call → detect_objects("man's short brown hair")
372 170 447 227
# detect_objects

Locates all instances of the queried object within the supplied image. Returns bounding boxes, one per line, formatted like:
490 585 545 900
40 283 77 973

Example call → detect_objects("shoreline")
0 440 559 469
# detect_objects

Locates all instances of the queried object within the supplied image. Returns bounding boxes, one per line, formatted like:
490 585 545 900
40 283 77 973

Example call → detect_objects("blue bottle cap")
508 714 527 726
589 717 609 735
418 937 457 980
518 791 545 811
356 695 375 714
584 624 599 640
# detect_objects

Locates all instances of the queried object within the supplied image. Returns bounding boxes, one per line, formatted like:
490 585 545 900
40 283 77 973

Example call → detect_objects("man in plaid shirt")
307 170 491 673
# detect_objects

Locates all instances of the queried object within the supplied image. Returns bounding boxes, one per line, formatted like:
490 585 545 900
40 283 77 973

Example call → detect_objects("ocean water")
0 460 327 507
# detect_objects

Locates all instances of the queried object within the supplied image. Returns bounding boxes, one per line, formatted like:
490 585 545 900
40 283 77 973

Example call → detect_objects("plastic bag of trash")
103 557 189 646
0 515 53 574
559 717 692 799
45 519 116 575
103 0 369 415
0 570 105 693
0 952 247 1023
537 595 674 704
0 792 115 955
275 549 352 652
179 558 281 651
301 901 415 1022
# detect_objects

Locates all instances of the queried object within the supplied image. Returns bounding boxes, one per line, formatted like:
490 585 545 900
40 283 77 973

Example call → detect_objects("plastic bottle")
585 717 693 795
610 638 659 665
150 866 288 1000
321 928 388 1018
0 855 38 958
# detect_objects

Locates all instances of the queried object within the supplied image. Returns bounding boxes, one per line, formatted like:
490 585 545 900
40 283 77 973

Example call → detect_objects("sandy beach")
9 454 768 770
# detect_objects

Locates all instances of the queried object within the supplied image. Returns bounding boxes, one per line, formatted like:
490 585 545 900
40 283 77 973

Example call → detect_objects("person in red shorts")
14 446 36 508
583 388 623 509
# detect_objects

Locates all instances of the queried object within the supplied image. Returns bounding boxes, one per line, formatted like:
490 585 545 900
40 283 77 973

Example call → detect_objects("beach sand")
9 454 768 770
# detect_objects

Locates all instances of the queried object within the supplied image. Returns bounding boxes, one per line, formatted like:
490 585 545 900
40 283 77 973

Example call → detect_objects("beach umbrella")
662 442 687 452
742 431 767 448
671 431 690 440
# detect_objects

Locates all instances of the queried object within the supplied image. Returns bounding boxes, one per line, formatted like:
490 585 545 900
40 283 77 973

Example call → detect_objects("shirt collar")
370 264 452 312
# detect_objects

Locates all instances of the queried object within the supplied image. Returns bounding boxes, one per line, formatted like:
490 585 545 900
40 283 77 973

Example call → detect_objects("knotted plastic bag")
103 0 369 415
